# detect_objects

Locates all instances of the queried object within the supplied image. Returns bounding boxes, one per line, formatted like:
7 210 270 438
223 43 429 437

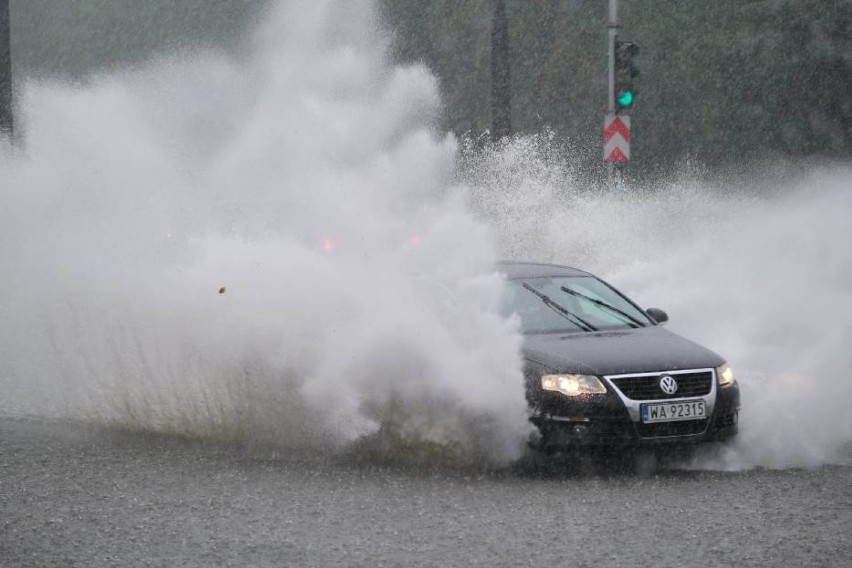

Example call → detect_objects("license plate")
641 400 706 423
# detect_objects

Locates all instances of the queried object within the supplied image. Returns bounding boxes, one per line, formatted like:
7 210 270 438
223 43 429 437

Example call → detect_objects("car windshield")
502 276 654 334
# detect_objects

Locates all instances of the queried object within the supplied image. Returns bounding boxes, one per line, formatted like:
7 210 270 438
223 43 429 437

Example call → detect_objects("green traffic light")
617 90 634 108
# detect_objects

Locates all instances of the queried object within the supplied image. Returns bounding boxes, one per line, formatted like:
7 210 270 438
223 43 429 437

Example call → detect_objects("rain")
1 1 850 566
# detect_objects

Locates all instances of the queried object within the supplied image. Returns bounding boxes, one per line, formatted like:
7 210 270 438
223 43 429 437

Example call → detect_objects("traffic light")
614 38 639 112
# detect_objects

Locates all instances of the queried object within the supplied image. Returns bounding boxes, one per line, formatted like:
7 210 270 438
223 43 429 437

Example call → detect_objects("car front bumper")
529 369 740 450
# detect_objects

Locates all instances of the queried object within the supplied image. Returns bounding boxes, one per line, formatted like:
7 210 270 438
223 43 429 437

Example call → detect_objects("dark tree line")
381 0 852 177
7 0 852 177
8 0 264 78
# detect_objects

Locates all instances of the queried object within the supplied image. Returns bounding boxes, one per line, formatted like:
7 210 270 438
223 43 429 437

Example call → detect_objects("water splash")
464 135 852 469
0 0 528 463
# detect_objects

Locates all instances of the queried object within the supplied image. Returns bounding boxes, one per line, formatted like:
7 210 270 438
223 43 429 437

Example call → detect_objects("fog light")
572 424 590 436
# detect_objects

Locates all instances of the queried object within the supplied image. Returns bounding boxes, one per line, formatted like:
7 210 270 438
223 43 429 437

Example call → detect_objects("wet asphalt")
1 418 850 568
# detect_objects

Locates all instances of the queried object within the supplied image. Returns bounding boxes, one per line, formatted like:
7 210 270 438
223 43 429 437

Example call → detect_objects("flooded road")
2 418 850 567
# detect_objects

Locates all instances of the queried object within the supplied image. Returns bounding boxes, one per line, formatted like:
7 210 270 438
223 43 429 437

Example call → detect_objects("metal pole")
0 0 12 139
606 0 618 187
0 0 12 140
491 0 511 140
607 0 617 116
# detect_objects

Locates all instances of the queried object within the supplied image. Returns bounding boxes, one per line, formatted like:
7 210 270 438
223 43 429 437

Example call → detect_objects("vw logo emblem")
659 375 679 395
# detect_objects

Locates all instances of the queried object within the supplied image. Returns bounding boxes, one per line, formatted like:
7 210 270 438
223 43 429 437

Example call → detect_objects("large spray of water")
2 1 849 470
0 0 526 463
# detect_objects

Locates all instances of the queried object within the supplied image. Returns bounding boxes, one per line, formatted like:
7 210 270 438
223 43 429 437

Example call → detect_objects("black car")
500 261 740 451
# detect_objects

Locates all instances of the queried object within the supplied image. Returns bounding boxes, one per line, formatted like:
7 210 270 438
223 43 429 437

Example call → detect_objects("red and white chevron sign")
604 115 631 162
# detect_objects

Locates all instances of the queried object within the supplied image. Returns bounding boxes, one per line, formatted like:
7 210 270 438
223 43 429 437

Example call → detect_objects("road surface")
1 417 850 567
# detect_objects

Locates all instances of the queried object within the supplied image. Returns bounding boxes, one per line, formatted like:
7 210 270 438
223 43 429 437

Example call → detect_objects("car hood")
522 326 726 376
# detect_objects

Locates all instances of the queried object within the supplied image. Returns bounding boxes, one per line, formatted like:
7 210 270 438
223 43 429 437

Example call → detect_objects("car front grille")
609 371 713 401
636 419 709 438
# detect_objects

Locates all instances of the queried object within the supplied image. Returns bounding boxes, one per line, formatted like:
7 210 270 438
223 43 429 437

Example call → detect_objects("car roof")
497 261 594 279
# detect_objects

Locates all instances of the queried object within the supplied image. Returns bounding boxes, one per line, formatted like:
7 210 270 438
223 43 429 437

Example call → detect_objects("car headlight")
716 363 736 387
541 374 606 396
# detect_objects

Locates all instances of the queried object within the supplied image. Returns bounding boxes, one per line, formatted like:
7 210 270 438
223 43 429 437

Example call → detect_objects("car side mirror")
646 308 669 325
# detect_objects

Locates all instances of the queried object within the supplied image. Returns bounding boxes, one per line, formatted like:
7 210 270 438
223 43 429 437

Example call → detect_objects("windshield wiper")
522 283 598 332
559 286 645 328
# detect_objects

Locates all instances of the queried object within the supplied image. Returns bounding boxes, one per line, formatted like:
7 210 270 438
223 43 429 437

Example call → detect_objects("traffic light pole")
0 0 12 139
607 0 617 116
607 0 618 188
